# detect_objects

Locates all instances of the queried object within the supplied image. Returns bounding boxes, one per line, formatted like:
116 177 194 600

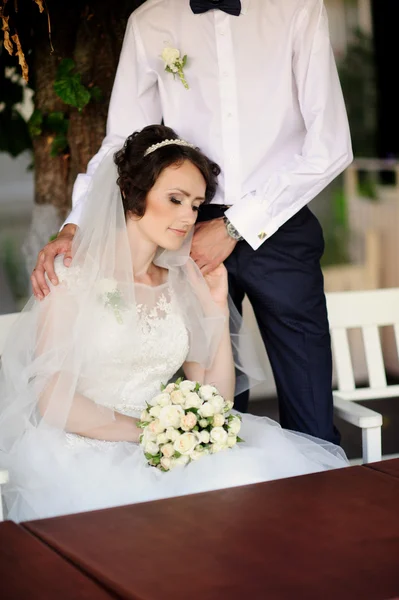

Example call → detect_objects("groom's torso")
132 0 308 205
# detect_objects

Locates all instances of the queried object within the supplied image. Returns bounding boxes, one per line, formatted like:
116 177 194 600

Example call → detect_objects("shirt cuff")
224 194 280 251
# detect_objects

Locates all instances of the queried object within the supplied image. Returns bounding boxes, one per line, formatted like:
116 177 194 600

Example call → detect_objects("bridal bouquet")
138 379 243 471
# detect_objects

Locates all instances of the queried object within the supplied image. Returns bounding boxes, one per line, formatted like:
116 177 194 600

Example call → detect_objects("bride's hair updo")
114 124 221 217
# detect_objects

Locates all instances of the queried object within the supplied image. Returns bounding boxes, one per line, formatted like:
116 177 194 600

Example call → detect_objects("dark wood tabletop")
0 520 117 599
366 457 399 479
22 463 399 600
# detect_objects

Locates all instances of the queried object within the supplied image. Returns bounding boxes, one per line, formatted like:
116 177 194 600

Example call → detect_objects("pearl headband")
144 138 196 156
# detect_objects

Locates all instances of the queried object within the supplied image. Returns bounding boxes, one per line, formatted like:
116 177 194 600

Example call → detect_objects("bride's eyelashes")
170 196 200 212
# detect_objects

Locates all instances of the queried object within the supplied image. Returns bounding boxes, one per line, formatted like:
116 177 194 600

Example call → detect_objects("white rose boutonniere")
161 46 189 89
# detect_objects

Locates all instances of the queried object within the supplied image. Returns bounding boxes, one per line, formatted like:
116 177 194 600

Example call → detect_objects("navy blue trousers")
197 204 340 446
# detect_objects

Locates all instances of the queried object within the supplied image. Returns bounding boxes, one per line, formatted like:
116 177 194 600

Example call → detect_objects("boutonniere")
161 46 189 90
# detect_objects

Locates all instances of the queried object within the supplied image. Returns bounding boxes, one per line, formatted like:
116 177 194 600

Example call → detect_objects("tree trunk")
24 1 144 270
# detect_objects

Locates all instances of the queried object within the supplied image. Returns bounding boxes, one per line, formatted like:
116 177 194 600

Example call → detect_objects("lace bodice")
56 260 189 417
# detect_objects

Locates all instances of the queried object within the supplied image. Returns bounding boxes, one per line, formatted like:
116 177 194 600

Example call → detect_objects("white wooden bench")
326 288 399 464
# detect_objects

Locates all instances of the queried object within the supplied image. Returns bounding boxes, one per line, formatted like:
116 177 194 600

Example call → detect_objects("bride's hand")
203 263 229 306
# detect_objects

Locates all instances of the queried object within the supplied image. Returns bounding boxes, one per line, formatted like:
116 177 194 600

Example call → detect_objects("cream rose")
161 456 172 470
180 412 197 432
144 441 159 456
227 435 237 448
228 417 241 436
164 383 176 393
148 419 165 435
213 414 225 427
199 430 210 444
148 392 169 407
199 418 209 428
210 395 225 414
190 450 205 461
224 400 234 412
161 46 181 68
184 392 202 409
161 443 175 458
149 405 162 418
140 410 151 422
199 402 215 418
156 433 169 445
173 432 199 456
179 380 196 395
170 390 185 406
159 405 184 429
165 427 181 442
210 427 228 446
199 385 218 401
211 442 228 454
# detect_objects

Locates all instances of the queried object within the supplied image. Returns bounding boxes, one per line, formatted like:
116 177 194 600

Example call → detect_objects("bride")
0 125 348 522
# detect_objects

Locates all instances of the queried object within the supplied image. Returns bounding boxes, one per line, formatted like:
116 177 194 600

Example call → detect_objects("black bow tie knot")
190 0 242 17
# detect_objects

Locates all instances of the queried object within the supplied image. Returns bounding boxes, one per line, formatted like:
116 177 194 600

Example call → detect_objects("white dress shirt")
66 0 353 250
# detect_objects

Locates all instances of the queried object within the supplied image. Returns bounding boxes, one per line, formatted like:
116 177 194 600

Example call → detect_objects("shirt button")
258 232 267 240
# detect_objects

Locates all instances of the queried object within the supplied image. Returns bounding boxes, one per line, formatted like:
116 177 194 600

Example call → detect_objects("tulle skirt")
1 413 349 522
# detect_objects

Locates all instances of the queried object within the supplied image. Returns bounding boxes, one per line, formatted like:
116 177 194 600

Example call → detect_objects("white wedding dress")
3 269 348 523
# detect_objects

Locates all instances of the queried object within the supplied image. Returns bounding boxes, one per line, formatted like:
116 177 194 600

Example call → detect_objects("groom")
31 0 352 445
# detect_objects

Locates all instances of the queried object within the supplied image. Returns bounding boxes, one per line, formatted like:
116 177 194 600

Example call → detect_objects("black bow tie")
190 0 242 17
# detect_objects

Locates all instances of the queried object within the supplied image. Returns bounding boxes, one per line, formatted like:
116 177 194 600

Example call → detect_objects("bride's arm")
39 379 141 442
183 264 235 401
184 301 235 401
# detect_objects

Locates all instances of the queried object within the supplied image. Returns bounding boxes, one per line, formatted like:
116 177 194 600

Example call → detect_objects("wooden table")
18 462 399 600
366 457 399 479
0 521 115 599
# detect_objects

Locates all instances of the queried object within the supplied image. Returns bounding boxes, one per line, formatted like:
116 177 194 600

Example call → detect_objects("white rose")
148 419 165 435
170 390 185 406
165 427 181 443
140 410 151 422
161 443 175 458
199 402 215 418
159 405 184 429
141 429 157 444
199 430 210 444
224 400 234 412
161 457 172 470
154 393 171 407
164 383 176 393
210 427 228 446
179 380 196 395
211 442 228 454
210 395 225 414
199 385 218 401
161 46 180 67
228 417 241 436
184 392 202 409
149 405 162 418
144 441 159 456
156 433 169 445
174 455 190 467
180 412 197 431
96 278 118 296
190 450 205 461
199 418 209 428
227 435 237 448
173 432 199 456
213 414 225 427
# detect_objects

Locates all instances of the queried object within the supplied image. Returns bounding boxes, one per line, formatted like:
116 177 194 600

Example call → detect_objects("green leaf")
174 451 182 458
193 426 199 431
160 383 166 391
195 383 201 392
152 456 161 465
48 234 57 242
54 59 91 111
237 437 244 443
175 377 183 386
46 111 69 135
50 133 68 157
28 109 43 138
186 407 198 415
182 55 187 67
89 86 102 101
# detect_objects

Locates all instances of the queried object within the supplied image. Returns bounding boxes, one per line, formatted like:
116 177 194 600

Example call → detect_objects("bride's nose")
180 205 198 225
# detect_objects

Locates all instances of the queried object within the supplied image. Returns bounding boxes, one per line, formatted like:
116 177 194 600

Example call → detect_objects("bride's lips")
168 228 187 237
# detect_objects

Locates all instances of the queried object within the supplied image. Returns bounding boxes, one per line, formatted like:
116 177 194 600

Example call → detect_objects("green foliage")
28 109 69 156
53 58 91 111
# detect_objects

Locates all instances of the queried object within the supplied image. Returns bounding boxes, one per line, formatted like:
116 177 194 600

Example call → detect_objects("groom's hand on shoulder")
31 224 77 300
